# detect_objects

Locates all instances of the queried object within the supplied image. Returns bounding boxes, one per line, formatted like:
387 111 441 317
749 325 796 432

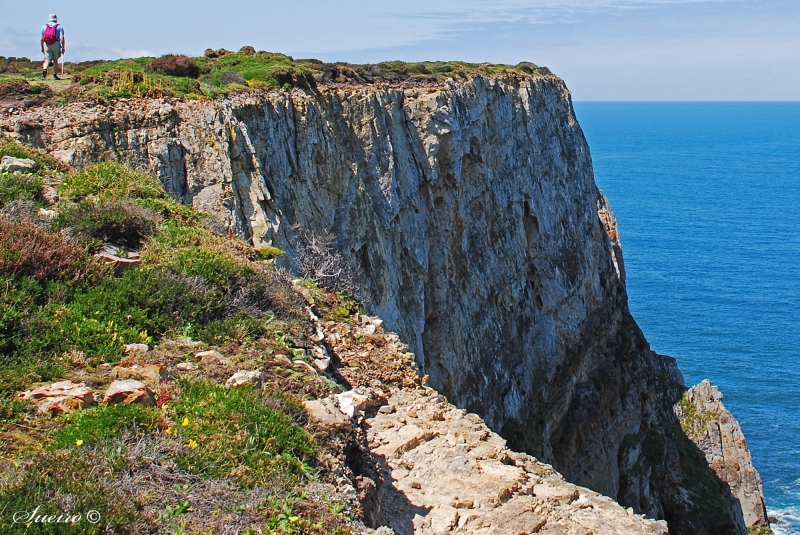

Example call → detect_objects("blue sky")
2 1 798 100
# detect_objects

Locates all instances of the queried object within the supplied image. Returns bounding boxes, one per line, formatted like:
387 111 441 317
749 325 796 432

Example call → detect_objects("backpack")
43 24 59 45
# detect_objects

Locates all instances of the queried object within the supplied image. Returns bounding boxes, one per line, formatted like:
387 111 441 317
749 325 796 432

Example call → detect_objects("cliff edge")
1 71 768 533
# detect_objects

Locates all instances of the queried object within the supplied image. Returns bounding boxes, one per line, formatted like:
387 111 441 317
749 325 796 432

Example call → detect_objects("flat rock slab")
1 155 36 172
18 380 95 414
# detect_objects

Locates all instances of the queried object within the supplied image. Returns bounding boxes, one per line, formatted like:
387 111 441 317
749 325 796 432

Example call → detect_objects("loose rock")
97 245 142 276
336 390 370 418
41 186 59 204
124 343 149 354
196 350 228 366
225 370 264 388
111 364 168 385
176 362 198 372
102 379 156 406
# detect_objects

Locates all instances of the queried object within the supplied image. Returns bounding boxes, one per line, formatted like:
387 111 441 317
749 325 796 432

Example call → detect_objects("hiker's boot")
53 74 60 80
41 70 47 80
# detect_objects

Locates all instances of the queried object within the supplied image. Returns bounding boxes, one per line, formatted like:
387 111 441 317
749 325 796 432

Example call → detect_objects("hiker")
40 14 65 80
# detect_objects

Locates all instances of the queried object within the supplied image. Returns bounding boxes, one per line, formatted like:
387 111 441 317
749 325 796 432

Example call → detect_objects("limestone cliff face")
0 75 750 532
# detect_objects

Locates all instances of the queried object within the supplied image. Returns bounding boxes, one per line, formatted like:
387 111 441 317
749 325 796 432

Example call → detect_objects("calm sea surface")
573 102 800 534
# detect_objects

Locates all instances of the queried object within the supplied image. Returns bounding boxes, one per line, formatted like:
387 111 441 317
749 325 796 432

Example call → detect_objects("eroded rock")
360 387 667 535
111 364 168 385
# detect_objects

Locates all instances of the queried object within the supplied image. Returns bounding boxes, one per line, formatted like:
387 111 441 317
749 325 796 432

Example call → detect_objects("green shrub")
59 162 168 203
0 171 42 207
145 55 200 78
170 379 314 487
0 222 104 284
256 245 285 260
40 267 226 360
189 313 269 344
57 199 161 248
52 403 161 449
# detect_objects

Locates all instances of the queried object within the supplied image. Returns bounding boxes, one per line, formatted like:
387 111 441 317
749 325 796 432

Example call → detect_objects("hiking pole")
61 51 64 76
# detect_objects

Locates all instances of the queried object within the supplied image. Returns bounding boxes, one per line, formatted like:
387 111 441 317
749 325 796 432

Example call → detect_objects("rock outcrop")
1 74 765 533
365 388 669 535
676 380 771 534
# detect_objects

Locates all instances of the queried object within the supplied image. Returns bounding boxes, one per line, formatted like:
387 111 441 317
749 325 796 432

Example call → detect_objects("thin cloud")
387 0 743 25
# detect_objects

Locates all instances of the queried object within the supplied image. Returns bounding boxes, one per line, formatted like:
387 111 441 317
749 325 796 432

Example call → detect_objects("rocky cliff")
1 73 764 532
676 381 771 534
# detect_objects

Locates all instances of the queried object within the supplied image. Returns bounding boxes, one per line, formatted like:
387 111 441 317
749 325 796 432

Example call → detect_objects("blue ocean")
573 102 800 535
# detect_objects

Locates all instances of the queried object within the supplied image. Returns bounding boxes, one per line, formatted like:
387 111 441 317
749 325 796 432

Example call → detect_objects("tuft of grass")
169 379 315 487
256 246 285 261
0 172 42 207
51 403 161 450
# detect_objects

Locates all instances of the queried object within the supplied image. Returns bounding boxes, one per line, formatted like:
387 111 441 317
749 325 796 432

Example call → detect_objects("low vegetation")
0 137 359 533
0 47 551 103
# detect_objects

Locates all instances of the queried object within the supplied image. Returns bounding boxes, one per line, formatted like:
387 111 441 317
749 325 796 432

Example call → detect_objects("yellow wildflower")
186 439 198 449
165 427 172 435
182 417 189 427
75 439 83 447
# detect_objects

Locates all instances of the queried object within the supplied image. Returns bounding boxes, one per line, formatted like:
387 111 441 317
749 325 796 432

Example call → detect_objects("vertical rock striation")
1 74 765 533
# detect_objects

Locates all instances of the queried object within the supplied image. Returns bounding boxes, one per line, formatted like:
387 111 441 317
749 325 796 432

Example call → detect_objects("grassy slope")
0 138 361 534
0 47 548 103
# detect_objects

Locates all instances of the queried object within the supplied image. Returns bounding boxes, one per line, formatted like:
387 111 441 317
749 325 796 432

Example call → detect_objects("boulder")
225 370 264 388
0 155 36 173
111 364 168 385
102 379 156 406
18 380 95 414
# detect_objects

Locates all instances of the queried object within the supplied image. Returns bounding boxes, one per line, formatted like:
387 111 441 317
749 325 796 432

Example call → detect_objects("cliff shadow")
347 420 431 534
662 418 748 535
